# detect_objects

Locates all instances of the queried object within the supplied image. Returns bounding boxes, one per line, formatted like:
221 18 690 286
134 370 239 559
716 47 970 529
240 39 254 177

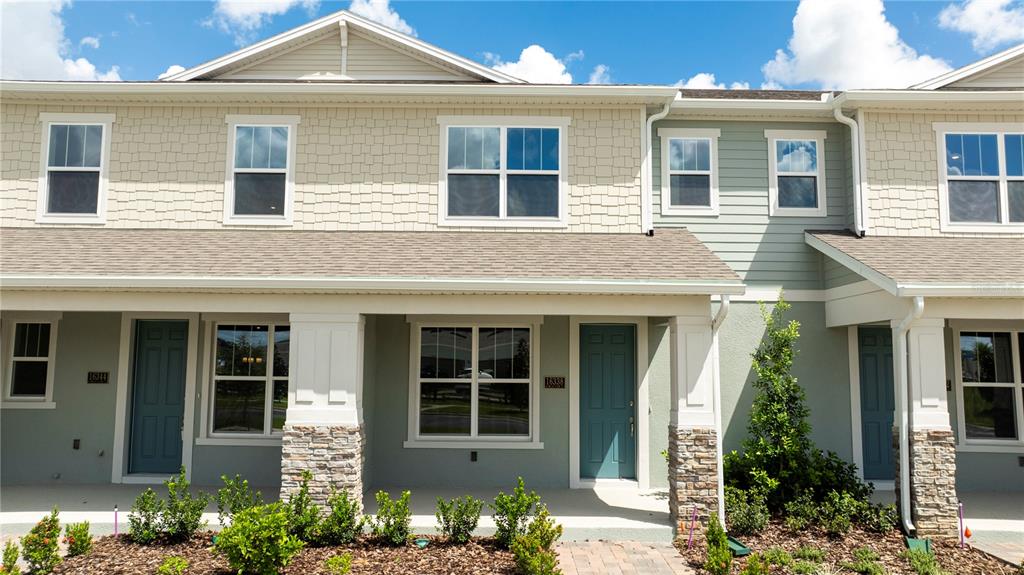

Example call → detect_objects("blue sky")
2 0 1023 89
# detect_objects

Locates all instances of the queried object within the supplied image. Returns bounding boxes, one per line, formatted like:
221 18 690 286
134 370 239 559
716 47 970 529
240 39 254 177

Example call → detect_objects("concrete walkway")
557 541 692 575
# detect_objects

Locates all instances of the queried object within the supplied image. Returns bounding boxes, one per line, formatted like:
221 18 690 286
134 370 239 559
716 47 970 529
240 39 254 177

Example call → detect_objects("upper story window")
658 128 720 216
765 130 828 217
936 123 1024 232
37 113 114 224
2 313 61 409
224 115 299 226
438 116 569 227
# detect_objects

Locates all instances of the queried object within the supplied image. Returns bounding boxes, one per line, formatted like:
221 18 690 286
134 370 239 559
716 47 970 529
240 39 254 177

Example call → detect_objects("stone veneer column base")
280 424 364 508
893 427 958 539
668 426 719 536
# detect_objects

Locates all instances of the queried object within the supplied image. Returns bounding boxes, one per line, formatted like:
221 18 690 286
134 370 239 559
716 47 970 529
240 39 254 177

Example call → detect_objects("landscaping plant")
491 477 541 549
315 488 363 546
162 466 210 541
842 547 884 575
761 547 793 568
21 507 61 574
370 490 412 546
702 514 731 575
324 552 353 575
819 490 861 537
286 470 321 542
792 545 826 563
1 541 20 575
215 503 304 575
739 553 768 575
510 505 563 575
782 491 817 531
63 521 92 557
435 495 484 544
129 487 165 544
859 502 898 534
156 556 189 575
217 474 263 527
724 485 768 535
903 549 949 575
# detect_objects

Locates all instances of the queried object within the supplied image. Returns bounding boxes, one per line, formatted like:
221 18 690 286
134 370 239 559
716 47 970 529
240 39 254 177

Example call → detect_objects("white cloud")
158 64 187 80
564 50 585 63
587 64 611 84
490 45 574 84
674 72 749 90
79 35 100 49
348 0 415 35
206 0 320 46
938 0 1024 53
0 0 121 81
762 0 950 89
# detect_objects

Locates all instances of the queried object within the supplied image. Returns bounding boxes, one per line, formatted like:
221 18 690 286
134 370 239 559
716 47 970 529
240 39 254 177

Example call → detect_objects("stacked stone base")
893 427 958 538
668 426 719 536
281 424 364 508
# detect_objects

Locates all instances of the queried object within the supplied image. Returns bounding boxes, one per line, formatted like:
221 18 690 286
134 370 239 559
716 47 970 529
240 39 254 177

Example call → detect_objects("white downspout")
643 98 674 234
832 106 866 236
711 295 730 525
894 296 924 534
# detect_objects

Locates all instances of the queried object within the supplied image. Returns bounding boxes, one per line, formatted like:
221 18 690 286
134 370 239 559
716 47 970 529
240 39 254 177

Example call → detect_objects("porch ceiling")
0 227 743 296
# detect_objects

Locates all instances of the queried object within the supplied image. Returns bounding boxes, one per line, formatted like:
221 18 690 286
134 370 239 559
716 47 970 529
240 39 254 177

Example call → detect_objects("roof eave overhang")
833 90 1024 108
671 98 833 113
0 275 747 296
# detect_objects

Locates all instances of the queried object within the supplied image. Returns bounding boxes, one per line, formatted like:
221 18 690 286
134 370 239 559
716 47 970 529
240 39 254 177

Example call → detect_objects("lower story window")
6 322 57 400
957 330 1023 442
211 323 289 436
415 325 534 441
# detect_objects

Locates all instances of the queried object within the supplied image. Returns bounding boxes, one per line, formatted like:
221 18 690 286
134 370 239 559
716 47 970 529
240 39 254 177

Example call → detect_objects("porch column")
893 318 958 538
667 315 720 534
281 313 365 507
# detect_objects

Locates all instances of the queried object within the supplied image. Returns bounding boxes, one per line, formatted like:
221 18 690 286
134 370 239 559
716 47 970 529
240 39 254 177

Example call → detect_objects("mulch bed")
676 520 1018 574
52 532 517 575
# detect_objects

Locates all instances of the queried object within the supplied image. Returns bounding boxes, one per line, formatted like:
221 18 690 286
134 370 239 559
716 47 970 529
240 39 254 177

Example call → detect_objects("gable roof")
162 9 523 84
910 42 1024 90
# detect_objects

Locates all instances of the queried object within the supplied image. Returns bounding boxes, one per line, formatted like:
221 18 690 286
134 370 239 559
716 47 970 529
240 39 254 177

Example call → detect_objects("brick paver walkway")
557 541 693 575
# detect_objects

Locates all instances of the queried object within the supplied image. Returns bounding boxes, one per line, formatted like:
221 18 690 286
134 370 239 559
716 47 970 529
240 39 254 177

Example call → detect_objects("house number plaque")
87 371 110 384
544 376 566 389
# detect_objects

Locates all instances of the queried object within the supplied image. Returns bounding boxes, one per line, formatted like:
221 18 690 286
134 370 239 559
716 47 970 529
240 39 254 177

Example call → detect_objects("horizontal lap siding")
653 120 853 290
346 32 473 80
220 35 343 79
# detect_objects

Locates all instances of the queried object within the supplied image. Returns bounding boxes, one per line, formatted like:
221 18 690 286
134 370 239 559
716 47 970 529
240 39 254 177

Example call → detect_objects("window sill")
222 218 293 227
1 401 57 410
939 222 1024 234
438 218 568 229
769 207 828 218
660 206 719 217
36 215 105 225
403 439 544 450
196 436 282 447
956 443 1024 454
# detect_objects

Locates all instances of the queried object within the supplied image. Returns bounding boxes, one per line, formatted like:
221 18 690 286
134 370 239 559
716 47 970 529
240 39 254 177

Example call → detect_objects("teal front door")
129 320 188 474
580 324 636 480
859 327 895 481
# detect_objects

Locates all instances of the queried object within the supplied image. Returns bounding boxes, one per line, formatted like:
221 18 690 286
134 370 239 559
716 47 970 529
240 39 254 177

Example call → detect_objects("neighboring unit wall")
862 110 1024 237
652 120 852 290
0 103 643 233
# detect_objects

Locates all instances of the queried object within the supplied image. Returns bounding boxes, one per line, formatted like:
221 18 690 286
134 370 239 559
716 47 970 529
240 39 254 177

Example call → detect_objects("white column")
286 313 364 426
669 315 718 428
906 319 950 430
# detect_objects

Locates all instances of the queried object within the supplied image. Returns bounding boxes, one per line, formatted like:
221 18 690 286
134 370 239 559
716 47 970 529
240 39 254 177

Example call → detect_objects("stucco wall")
0 103 643 233
862 110 1024 237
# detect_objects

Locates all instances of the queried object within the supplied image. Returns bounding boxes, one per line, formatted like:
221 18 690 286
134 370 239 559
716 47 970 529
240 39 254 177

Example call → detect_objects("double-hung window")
765 130 827 217
439 117 568 227
954 327 1024 451
2 314 60 409
208 323 289 439
659 128 720 215
37 113 114 223
406 320 541 448
936 124 1024 231
224 115 299 225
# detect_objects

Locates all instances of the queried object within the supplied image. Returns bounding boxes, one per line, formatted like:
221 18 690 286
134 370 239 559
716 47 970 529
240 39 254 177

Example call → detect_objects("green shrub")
286 470 321 543
510 506 563 575
21 507 61 574
903 549 949 575
324 553 352 575
761 547 793 568
436 495 483 544
820 490 861 536
2 540 21 575
217 474 263 527
129 488 165 544
740 553 769 575
783 491 817 531
792 561 819 574
703 514 731 575
724 486 768 535
792 545 826 563
843 547 884 575
216 503 304 575
316 489 363 546
860 502 898 533
63 521 92 557
491 477 541 549
162 467 210 541
370 490 411 546
156 556 189 575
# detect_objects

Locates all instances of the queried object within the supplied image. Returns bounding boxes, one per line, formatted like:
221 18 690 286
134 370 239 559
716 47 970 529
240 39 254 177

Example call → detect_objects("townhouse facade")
1 10 1021 539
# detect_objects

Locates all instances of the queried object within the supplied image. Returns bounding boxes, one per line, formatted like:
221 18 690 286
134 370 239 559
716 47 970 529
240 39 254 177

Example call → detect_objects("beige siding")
219 35 344 80
346 32 473 81
862 110 1024 237
948 58 1024 89
0 103 643 232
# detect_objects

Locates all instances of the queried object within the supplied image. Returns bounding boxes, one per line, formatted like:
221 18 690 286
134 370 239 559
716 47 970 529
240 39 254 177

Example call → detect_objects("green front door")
859 327 895 480
129 320 188 474
580 324 636 480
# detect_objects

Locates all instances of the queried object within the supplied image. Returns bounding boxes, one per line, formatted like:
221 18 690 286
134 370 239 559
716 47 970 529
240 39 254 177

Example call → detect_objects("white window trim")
765 129 828 217
223 114 300 226
933 122 1024 233
197 318 290 445
404 317 544 449
1 312 62 409
950 323 1024 453
36 113 115 224
658 128 721 216
437 116 570 228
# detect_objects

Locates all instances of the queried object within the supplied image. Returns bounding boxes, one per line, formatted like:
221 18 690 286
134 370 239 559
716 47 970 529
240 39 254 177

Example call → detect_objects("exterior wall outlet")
470 451 478 462
73 439 80 450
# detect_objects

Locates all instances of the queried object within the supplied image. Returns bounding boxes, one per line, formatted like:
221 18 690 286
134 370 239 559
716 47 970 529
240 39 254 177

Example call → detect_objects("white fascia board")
803 233 900 296
672 98 834 113
0 275 747 296
896 284 1024 298
834 90 1024 106
910 44 1024 90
